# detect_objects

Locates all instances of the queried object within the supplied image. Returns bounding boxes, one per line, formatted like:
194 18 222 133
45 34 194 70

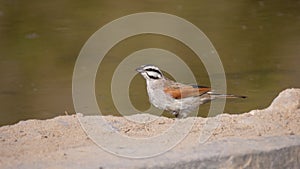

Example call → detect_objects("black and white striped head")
136 64 164 80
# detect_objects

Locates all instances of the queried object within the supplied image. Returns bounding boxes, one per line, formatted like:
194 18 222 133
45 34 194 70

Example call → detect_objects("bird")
136 64 246 118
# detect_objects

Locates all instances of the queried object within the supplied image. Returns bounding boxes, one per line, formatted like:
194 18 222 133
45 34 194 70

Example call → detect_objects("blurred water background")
0 0 300 126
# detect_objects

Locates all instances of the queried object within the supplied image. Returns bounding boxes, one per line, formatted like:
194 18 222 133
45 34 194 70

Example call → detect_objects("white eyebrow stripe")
146 71 162 79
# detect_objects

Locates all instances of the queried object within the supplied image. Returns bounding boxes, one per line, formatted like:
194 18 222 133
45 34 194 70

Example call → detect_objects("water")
1 0 300 126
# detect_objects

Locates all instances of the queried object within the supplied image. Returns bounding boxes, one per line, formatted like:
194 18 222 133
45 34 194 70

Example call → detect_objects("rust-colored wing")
164 84 211 99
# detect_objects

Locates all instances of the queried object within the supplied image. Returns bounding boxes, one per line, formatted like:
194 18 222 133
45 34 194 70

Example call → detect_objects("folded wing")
164 84 211 99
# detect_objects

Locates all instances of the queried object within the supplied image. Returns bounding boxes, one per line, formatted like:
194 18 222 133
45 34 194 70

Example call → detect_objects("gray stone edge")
145 135 300 169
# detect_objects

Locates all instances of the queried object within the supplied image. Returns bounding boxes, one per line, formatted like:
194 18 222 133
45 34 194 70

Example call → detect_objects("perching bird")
136 64 246 118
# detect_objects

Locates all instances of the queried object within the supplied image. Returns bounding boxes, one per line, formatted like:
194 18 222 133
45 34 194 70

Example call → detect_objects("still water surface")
0 1 300 125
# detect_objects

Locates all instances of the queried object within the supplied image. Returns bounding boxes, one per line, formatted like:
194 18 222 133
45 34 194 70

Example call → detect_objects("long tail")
208 92 247 99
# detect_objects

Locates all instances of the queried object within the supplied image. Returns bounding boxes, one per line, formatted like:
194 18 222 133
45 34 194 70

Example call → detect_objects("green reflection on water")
0 0 300 126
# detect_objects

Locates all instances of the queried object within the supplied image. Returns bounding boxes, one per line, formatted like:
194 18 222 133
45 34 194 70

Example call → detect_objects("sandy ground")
0 88 299 168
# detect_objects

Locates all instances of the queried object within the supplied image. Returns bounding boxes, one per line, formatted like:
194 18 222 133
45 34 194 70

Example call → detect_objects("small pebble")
42 135 48 139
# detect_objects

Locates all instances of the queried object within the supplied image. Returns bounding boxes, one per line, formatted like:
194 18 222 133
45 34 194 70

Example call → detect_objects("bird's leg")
172 111 179 118
172 111 189 119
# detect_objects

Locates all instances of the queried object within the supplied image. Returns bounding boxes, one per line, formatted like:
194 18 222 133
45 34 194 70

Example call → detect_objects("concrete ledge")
4 136 299 169
155 136 300 169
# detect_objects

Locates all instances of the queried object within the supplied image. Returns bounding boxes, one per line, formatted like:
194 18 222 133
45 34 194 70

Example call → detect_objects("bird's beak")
136 66 144 73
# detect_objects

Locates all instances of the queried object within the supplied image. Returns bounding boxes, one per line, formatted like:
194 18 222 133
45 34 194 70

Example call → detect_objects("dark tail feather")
209 93 247 99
